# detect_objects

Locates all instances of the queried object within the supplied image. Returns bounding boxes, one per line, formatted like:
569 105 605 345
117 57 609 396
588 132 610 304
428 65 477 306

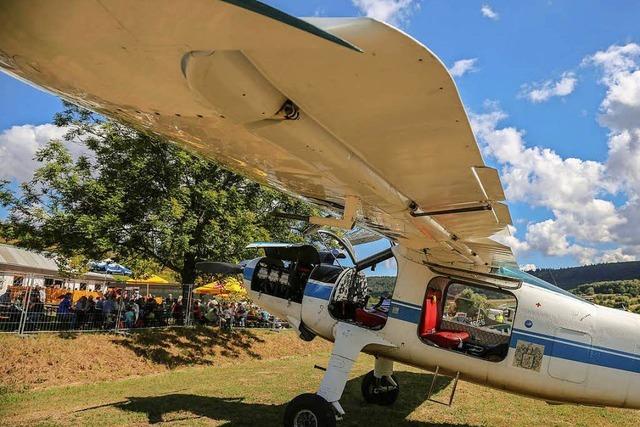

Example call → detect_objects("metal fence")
0 272 287 335
0 271 196 334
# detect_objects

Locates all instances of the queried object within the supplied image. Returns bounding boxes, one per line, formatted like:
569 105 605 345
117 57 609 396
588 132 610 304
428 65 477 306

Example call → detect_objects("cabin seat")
420 288 469 349
355 307 387 329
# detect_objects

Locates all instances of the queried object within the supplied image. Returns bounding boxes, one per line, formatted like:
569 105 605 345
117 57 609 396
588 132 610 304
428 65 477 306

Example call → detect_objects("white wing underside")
0 0 516 269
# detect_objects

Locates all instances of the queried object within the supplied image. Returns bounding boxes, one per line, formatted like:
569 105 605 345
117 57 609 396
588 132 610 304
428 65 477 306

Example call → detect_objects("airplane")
0 1 638 426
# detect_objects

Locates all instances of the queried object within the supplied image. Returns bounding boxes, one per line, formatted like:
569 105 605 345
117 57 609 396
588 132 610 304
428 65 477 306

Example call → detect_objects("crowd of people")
0 286 284 332
191 299 283 330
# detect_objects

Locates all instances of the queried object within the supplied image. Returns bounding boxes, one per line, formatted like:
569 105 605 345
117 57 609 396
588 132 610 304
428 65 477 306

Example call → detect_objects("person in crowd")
102 295 115 329
0 289 11 304
57 293 73 329
57 293 72 314
75 296 88 329
85 295 96 328
130 298 140 326
221 303 234 330
204 300 219 325
37 285 46 305
165 293 175 310
260 308 271 327
236 303 247 327
136 295 146 324
192 300 204 325
124 304 136 328
172 296 184 325
144 296 157 326
27 292 44 331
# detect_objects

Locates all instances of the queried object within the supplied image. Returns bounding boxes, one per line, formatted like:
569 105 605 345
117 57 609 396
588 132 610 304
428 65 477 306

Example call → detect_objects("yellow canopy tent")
193 277 247 298
126 274 171 296
193 281 226 295
126 274 169 284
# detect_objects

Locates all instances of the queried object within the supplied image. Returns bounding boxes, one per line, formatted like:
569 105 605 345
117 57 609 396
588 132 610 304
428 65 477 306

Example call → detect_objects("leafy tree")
454 288 488 318
2 103 314 284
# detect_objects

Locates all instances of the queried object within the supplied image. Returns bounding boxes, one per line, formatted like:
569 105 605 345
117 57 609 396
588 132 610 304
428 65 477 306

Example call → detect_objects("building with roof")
0 244 113 295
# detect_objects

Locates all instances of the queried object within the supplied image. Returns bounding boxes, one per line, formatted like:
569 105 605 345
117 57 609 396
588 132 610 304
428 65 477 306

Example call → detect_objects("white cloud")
585 43 640 132
596 248 636 263
493 224 529 256
0 124 90 183
524 219 598 265
471 103 627 265
520 263 537 272
480 4 499 20
449 58 478 77
521 72 577 103
352 0 419 25
0 124 65 182
583 43 640 260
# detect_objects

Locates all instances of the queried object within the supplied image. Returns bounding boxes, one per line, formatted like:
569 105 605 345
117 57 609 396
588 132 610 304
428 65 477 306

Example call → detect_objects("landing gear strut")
361 370 400 405
283 322 396 426
284 393 336 427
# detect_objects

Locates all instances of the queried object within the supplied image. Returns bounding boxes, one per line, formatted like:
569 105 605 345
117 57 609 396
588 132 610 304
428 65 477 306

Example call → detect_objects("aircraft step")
426 366 460 407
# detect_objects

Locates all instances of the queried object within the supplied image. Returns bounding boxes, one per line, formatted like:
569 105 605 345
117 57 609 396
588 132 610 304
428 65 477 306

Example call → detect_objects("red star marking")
536 302 542 308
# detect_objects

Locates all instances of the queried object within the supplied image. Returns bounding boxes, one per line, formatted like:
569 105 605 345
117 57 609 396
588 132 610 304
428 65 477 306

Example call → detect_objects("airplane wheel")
361 370 400 406
283 393 336 427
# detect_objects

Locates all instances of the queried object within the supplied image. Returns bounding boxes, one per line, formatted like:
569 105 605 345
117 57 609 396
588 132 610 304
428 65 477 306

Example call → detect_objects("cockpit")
247 230 398 331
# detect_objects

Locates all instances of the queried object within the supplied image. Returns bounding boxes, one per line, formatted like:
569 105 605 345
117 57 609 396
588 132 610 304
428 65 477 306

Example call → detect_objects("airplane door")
547 328 592 383
300 266 342 339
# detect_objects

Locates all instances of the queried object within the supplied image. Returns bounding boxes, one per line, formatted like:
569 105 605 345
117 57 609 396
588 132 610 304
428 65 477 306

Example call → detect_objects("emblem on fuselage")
513 340 544 372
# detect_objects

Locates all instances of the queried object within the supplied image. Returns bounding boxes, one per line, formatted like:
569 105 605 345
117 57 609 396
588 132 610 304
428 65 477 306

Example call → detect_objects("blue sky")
2 1 640 273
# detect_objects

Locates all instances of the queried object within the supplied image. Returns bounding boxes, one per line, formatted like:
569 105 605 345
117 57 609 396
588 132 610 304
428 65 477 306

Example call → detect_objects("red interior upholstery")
355 308 387 329
420 288 441 335
420 288 470 349
427 330 470 348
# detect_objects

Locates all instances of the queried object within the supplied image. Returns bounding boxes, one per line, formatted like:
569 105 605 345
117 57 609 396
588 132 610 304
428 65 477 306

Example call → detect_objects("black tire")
361 370 400 406
283 393 336 427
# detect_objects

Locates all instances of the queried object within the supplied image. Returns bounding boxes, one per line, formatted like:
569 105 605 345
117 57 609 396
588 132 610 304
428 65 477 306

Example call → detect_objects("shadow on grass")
110 371 475 426
112 326 266 368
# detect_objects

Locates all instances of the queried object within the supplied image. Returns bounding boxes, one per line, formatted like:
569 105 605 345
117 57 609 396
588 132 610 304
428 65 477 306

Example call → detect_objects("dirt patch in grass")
0 327 330 392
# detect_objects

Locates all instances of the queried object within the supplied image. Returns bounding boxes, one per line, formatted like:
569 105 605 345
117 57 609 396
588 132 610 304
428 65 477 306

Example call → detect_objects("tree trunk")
180 256 198 305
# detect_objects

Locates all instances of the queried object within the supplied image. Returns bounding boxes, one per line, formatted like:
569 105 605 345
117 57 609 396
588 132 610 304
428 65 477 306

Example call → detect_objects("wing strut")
309 195 361 230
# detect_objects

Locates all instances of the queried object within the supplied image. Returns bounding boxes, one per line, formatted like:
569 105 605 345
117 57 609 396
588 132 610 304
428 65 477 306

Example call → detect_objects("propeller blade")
196 261 243 275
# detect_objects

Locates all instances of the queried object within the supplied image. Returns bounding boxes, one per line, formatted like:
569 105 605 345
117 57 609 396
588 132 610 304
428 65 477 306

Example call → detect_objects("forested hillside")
366 276 396 297
529 261 640 290
572 280 640 313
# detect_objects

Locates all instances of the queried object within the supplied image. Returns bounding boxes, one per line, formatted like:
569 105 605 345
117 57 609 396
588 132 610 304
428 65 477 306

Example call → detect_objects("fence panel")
0 276 197 334
1 275 289 334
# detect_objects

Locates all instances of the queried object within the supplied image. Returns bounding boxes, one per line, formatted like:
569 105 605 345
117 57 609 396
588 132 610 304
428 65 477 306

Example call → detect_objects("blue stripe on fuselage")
382 300 640 374
388 300 422 324
511 329 640 373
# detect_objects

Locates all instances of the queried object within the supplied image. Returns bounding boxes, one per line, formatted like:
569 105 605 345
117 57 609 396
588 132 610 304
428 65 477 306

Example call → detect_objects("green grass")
0 350 636 427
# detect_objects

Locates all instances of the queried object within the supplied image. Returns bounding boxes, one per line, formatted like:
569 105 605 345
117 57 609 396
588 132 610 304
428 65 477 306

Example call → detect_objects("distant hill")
529 261 640 290
367 261 640 293
367 276 396 297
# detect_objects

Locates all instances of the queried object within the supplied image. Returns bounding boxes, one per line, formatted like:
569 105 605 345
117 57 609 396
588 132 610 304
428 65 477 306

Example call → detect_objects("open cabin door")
247 243 321 325
418 265 522 362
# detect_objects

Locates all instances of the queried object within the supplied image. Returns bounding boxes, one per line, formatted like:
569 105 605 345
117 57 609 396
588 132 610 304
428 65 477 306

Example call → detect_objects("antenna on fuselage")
548 269 559 287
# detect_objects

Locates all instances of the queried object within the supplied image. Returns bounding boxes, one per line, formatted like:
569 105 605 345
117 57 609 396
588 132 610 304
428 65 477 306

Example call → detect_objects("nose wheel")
361 370 400 406
284 393 337 427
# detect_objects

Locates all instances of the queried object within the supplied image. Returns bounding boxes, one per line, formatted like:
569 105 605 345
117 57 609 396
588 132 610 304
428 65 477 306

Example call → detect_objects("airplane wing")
0 0 515 269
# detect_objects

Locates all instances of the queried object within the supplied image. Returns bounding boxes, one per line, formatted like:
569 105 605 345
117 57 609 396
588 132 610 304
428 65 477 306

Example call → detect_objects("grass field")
0 329 637 426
